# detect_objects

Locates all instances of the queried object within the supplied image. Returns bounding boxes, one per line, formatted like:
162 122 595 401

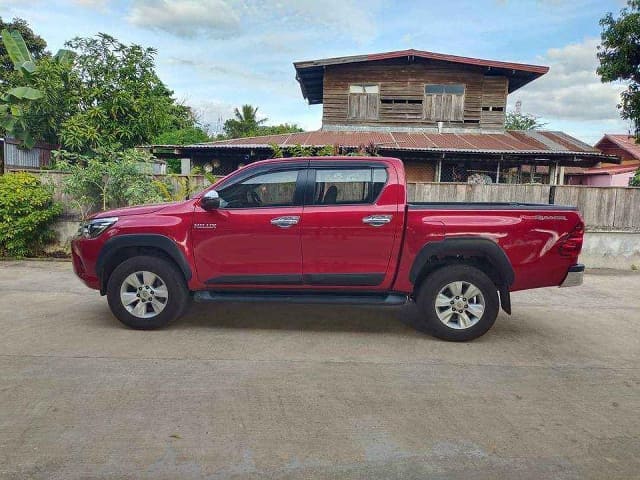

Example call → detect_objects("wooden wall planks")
322 61 508 129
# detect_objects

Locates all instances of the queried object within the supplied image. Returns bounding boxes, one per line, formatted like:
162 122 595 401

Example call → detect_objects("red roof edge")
580 164 639 175
366 49 549 74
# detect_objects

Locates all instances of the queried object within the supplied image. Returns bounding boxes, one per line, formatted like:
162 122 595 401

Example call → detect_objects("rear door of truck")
299 159 403 290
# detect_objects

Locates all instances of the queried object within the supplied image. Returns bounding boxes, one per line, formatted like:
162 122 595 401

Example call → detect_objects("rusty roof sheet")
180 130 608 157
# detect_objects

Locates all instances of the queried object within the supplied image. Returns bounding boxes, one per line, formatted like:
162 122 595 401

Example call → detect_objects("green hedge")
0 172 62 257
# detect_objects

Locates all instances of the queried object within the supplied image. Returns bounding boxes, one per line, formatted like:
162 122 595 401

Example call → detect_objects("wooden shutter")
348 85 378 120
433 95 444 120
349 94 361 119
451 94 464 121
366 93 378 119
424 84 465 121
442 95 453 121
424 94 434 120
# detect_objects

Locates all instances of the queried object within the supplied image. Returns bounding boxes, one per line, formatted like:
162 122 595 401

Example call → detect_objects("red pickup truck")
72 156 584 341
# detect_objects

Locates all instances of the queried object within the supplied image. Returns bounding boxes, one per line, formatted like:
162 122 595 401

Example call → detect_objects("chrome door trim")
362 215 392 227
270 216 300 228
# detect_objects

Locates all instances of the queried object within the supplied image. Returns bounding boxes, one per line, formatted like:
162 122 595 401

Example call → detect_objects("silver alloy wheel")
119 271 169 319
434 281 485 330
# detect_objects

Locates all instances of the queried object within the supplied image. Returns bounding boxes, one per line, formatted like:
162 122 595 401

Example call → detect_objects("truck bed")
393 203 584 294
408 202 578 211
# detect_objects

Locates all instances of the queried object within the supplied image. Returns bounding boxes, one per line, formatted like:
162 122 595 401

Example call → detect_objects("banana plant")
0 29 74 148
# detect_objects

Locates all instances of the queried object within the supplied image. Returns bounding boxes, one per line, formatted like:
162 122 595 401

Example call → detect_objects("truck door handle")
270 216 300 228
362 215 392 227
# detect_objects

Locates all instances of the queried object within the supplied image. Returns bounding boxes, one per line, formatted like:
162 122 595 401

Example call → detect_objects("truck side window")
313 168 387 205
218 170 300 208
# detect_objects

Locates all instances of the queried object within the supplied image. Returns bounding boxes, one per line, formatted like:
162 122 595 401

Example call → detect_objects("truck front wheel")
415 265 499 341
106 255 190 329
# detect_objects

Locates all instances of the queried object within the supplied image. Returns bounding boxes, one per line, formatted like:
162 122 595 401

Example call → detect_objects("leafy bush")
0 172 62 257
631 166 640 186
55 147 163 218
154 167 216 202
268 143 336 158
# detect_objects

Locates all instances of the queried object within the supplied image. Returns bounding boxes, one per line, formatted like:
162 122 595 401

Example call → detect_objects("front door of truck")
192 165 307 287
300 163 401 290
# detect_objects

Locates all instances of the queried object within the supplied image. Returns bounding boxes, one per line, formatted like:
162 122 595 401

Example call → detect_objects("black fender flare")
409 237 515 287
96 234 192 293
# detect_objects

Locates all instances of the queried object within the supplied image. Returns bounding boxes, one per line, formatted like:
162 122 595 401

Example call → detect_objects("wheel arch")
96 234 192 295
410 237 514 314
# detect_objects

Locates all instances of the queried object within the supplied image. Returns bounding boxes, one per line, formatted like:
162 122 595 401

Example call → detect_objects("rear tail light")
559 221 584 257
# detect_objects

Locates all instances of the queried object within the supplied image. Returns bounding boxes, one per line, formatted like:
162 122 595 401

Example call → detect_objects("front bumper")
71 237 101 290
560 264 584 288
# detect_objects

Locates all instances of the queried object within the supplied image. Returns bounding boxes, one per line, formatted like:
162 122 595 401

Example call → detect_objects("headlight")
78 217 118 238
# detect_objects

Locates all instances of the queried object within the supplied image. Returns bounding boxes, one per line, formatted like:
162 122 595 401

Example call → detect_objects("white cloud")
127 0 242 38
125 0 380 44
263 0 379 45
187 99 236 134
509 38 626 122
71 0 108 7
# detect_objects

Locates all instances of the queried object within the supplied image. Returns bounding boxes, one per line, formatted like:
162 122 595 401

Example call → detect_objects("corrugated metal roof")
294 49 549 104
579 164 639 175
160 130 611 159
595 134 640 160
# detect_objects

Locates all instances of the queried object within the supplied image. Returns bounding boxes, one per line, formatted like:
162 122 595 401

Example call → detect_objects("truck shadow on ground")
169 301 526 339
175 302 422 334
93 298 529 340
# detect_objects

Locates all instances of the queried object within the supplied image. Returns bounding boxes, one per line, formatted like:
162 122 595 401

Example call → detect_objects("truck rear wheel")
415 264 499 341
106 255 189 329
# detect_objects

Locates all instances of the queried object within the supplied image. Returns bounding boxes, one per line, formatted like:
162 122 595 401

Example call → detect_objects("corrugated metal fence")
2 139 55 169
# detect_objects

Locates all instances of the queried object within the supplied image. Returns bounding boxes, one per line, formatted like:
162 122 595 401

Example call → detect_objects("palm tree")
223 104 267 138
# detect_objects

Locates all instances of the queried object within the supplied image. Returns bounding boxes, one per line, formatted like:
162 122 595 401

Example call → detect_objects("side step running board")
194 291 409 306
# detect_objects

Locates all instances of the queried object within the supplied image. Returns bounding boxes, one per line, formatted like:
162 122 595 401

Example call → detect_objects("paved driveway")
0 261 639 479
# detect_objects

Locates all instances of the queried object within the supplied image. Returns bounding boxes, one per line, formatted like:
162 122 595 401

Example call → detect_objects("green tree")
154 126 210 145
222 105 304 139
60 33 193 152
0 17 47 86
0 29 75 148
223 104 267 138
259 123 304 136
631 166 640 186
598 1 640 135
21 55 80 145
504 111 546 130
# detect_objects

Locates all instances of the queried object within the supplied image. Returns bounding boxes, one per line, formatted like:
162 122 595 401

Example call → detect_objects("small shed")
1 137 57 172
565 164 637 187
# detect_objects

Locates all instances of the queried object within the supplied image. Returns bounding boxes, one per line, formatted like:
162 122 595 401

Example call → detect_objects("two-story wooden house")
151 49 614 183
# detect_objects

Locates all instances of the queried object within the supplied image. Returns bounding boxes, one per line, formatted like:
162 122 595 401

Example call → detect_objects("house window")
424 84 465 122
348 84 379 120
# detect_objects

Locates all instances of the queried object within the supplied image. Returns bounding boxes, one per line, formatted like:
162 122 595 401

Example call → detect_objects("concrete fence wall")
33 170 211 218
24 170 211 252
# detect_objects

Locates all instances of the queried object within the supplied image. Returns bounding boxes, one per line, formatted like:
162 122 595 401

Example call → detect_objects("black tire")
414 264 499 341
106 255 190 329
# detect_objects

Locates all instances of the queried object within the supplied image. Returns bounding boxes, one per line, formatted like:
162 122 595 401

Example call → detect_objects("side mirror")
201 190 221 211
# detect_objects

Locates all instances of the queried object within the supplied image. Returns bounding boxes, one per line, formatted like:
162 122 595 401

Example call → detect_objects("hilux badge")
194 223 217 230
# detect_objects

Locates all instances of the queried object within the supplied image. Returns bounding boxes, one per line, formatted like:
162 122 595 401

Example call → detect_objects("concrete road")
0 261 638 480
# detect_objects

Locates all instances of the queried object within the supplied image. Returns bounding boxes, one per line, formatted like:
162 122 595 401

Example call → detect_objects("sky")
0 0 632 144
